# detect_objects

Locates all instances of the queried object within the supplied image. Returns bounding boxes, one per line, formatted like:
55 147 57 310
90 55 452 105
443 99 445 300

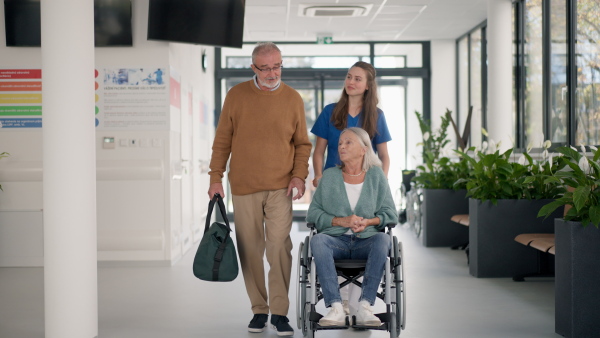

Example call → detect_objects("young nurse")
311 61 391 188
310 61 392 316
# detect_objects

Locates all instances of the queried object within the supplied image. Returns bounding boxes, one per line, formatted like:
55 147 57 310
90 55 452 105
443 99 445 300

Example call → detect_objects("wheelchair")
296 223 406 337
397 170 416 225
405 185 423 237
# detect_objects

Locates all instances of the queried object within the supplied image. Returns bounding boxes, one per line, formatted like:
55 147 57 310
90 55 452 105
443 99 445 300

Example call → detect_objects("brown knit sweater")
208 80 312 195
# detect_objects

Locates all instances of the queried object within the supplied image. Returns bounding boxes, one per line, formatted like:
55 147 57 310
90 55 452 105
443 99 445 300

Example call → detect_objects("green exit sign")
317 36 333 44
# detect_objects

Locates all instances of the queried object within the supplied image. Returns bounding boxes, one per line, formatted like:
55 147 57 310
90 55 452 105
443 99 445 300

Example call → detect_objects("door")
220 75 422 221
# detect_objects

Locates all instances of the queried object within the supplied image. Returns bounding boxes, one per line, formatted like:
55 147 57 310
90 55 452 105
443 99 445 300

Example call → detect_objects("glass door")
221 75 423 221
285 78 344 220
288 76 421 220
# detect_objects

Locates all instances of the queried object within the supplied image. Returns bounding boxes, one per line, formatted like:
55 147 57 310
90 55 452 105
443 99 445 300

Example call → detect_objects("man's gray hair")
252 42 282 63
341 127 382 171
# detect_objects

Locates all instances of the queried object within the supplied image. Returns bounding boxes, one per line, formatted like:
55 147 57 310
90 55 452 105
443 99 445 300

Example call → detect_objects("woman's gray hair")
252 42 281 63
340 127 382 171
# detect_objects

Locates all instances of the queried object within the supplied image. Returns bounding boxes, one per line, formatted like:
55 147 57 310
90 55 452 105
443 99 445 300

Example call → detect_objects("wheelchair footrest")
375 312 392 323
311 313 350 330
350 314 391 331
308 311 323 322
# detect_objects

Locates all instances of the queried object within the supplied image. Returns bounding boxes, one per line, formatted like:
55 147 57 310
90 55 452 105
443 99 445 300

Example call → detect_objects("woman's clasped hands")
340 214 369 233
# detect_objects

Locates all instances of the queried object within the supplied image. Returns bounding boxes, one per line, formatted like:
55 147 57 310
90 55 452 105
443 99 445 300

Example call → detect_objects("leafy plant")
413 110 471 190
0 152 9 191
538 146 600 228
455 145 565 205
413 155 471 190
415 110 451 163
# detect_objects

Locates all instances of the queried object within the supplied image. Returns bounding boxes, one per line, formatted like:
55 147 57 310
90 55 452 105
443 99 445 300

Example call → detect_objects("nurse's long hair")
330 61 379 139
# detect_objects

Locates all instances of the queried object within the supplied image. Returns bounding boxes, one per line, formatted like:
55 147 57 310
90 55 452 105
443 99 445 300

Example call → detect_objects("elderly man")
208 42 311 336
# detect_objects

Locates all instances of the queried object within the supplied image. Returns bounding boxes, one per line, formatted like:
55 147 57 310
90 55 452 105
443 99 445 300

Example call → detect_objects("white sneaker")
342 300 350 315
319 302 346 326
356 300 381 327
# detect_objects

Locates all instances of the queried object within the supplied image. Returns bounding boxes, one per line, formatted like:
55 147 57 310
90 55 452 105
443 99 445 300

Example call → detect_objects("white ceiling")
243 0 489 42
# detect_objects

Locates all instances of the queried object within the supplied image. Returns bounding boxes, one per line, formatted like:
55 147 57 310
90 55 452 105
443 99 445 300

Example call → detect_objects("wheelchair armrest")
309 222 396 230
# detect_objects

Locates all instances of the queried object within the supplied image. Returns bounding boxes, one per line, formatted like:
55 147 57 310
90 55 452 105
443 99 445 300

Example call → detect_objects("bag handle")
205 193 233 281
204 193 231 234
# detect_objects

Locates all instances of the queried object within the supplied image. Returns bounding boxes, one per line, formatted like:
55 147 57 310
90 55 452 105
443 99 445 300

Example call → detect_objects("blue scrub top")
310 103 392 171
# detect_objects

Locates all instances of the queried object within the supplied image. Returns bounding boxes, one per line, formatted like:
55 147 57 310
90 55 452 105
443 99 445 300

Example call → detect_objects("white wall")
0 0 215 266
430 39 458 152
166 43 215 262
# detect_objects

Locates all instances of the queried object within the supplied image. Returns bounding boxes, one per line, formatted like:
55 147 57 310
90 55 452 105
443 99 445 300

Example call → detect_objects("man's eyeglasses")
253 64 283 73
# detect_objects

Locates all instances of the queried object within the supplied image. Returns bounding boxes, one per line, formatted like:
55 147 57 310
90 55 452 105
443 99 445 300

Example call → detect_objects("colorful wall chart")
0 69 42 128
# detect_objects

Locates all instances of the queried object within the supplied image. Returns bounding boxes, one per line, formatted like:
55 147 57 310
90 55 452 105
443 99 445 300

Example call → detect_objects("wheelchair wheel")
393 187 403 215
408 189 422 237
389 313 397 338
304 303 315 338
405 190 414 227
304 259 318 338
296 241 306 330
395 240 406 334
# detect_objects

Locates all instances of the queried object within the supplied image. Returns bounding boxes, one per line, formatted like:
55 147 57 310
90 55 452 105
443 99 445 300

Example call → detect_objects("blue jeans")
310 232 391 307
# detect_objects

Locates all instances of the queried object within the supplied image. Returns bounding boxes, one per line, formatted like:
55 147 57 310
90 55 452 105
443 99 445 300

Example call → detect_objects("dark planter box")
469 198 561 278
555 219 600 338
420 189 469 247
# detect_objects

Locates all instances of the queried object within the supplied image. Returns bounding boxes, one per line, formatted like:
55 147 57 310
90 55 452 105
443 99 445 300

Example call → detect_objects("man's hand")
208 183 225 199
287 177 306 201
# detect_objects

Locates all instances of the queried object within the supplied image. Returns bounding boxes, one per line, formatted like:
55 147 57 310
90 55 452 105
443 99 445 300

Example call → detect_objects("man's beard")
259 76 280 89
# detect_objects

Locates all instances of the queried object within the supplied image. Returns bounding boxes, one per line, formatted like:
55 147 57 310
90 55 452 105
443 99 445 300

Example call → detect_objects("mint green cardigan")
306 166 398 238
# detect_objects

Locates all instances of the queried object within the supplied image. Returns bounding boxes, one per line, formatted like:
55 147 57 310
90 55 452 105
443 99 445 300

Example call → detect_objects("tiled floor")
0 223 557 338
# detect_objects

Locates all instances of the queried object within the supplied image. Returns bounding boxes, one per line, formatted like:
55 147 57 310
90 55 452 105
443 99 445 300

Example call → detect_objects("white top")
344 181 364 234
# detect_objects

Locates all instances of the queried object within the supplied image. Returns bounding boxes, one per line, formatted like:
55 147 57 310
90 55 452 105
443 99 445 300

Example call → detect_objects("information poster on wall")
95 67 169 130
0 69 42 129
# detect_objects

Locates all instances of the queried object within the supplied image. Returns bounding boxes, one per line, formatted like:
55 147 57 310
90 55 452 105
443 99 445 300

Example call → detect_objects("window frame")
512 0 595 148
455 20 488 149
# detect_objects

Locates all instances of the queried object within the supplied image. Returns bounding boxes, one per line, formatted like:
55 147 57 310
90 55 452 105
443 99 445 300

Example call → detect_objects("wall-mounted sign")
0 69 42 129
95 67 169 130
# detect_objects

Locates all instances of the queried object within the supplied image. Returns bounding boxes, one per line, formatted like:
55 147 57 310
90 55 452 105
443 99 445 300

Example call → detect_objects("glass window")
378 77 412 194
374 43 422 67
222 44 370 69
575 0 600 146
524 0 544 148
374 56 406 68
458 36 469 140
404 78 424 169
470 29 483 148
550 0 568 143
512 4 518 142
217 42 429 216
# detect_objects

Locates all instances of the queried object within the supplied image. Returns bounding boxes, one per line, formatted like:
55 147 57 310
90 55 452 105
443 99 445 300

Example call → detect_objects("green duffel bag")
193 194 239 282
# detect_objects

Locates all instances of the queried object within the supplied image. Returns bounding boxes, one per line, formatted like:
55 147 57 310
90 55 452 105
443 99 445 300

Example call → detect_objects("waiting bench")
514 233 555 255
450 214 470 226
450 214 470 257
513 233 555 281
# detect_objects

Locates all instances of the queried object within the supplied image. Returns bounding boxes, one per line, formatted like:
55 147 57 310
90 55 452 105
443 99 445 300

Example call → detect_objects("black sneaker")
248 314 268 333
270 314 294 336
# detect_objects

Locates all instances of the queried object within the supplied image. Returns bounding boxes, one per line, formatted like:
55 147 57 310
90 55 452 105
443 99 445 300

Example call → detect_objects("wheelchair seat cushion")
334 259 367 269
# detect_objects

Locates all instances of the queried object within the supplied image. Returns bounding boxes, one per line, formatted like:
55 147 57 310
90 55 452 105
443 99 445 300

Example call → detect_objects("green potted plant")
412 110 471 247
538 145 600 338
455 142 565 278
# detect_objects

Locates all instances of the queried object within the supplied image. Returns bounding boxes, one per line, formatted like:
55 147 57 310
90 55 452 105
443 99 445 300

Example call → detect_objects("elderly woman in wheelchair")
306 127 399 328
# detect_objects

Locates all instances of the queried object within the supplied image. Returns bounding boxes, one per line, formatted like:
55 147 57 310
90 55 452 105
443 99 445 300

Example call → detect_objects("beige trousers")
232 189 293 316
